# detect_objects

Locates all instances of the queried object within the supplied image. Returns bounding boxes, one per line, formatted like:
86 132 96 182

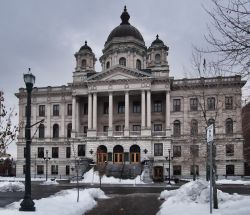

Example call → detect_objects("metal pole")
46 150 48 181
20 82 35 211
168 149 171 185
210 142 213 214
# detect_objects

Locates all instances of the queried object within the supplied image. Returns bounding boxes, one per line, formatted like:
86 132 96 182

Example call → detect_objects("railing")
113 131 124 136
152 131 166 136
97 132 108 137
76 133 87 138
130 131 141 136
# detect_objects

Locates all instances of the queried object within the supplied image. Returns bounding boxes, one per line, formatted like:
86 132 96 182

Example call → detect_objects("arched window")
119 57 126 66
225 118 233 135
67 123 72 138
113 145 124 163
38 124 45 139
208 118 215 134
136 59 141 70
191 119 198 136
130 145 140 163
53 124 59 139
106 61 110 69
81 59 86 68
173 120 181 137
155 54 161 64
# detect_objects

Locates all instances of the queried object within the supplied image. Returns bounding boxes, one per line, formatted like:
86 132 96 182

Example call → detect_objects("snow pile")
40 179 59 185
76 168 145 185
157 180 250 215
0 176 45 182
0 188 107 215
217 179 250 185
0 181 24 192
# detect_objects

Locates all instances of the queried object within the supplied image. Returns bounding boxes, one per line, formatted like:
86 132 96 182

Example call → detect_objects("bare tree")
95 161 107 188
202 0 250 76
0 91 18 157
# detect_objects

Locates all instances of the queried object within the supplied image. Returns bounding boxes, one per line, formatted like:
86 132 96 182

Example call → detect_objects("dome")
79 41 92 52
106 6 144 43
151 35 164 46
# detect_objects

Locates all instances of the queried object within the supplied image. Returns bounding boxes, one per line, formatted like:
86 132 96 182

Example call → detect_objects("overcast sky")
0 0 244 157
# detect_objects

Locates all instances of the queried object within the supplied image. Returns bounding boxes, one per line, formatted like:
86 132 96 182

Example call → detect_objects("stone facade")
15 7 246 180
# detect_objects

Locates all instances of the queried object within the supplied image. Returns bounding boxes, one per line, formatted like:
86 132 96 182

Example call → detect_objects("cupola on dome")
79 41 92 52
106 6 144 43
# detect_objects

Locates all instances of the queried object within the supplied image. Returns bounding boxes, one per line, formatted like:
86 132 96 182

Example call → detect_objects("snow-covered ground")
0 181 24 192
0 177 45 182
157 180 250 215
75 168 145 185
0 188 107 215
216 179 250 185
40 179 59 185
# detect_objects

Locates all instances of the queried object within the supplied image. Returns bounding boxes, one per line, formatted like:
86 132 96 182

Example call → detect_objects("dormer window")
106 61 110 69
136 59 141 70
155 54 161 64
119 57 126 66
81 59 86 68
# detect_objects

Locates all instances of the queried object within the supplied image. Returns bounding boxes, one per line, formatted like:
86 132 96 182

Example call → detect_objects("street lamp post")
20 70 36 211
168 149 171 185
43 150 50 181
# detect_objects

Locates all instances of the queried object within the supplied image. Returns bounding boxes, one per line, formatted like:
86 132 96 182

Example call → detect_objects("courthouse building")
16 7 246 180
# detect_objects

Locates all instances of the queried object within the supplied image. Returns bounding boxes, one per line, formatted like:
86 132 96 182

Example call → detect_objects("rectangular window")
226 165 234 175
23 165 26 174
39 105 45 117
118 102 125 113
103 102 109 114
154 101 162 112
154 143 163 156
173 165 181 175
133 125 141 131
108 152 113 162
226 144 234 156
52 147 59 158
67 104 72 116
190 145 199 157
190 98 198 111
83 103 88 115
190 165 199 176
154 124 162 131
37 165 44 175
37 147 44 158
133 101 141 113
78 144 85 156
115 125 123 131
83 126 88 134
53 104 60 116
103 126 108 132
225 96 233 110
66 165 70 175
124 152 129 162
66 147 71 158
24 147 26 158
207 97 215 110
51 165 58 175
173 145 181 157
173 99 181 112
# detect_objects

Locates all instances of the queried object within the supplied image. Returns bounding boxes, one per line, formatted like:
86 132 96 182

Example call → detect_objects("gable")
87 65 151 81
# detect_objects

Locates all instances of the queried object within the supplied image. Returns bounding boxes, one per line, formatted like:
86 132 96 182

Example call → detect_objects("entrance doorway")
154 166 163 182
130 145 140 163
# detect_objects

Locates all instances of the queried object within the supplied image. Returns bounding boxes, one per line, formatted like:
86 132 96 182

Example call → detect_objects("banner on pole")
207 124 214 143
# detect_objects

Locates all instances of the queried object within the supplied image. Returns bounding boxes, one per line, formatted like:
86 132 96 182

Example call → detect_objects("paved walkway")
84 193 162 215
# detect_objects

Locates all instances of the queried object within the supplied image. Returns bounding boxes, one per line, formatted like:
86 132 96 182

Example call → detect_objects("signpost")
207 124 214 214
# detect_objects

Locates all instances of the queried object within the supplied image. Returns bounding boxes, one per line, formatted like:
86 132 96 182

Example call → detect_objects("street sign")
207 124 214 143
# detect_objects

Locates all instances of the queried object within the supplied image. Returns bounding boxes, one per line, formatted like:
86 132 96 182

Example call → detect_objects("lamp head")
23 69 35 91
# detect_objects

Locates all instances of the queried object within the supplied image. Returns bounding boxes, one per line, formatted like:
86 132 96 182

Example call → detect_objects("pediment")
87 65 151 81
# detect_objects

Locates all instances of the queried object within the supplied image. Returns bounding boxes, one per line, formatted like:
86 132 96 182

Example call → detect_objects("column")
108 92 113 136
75 99 79 133
61 101 65 137
166 91 171 136
72 96 76 136
88 93 92 130
93 93 97 130
141 90 146 128
125 91 129 136
146 90 151 129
